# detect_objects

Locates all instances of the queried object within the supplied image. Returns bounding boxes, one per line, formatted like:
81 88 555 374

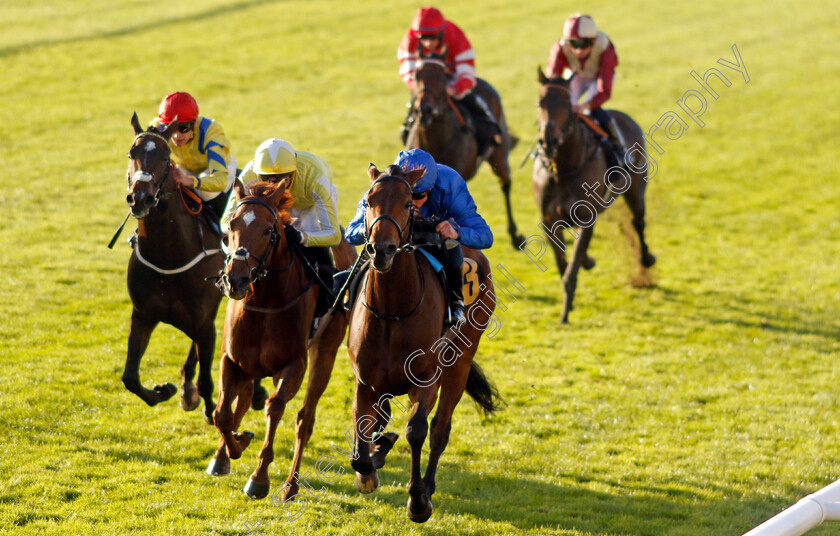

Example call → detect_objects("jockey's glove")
286 226 304 245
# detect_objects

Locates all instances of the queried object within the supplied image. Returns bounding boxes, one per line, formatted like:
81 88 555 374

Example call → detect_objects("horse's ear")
161 115 179 140
538 66 549 85
131 112 143 135
233 179 246 201
405 167 426 187
368 163 380 182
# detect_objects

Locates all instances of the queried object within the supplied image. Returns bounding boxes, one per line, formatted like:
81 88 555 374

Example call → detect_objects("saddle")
576 112 625 170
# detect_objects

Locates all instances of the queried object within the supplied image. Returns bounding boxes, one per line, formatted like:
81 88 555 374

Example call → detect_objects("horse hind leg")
623 185 656 269
122 313 177 406
192 321 218 423
371 400 399 470
487 147 525 248
179 342 201 412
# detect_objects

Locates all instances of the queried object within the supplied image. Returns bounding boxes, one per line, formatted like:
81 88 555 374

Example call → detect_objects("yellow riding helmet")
254 138 297 175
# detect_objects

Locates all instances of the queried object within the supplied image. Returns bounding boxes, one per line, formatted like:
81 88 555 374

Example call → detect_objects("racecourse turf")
1 0 838 534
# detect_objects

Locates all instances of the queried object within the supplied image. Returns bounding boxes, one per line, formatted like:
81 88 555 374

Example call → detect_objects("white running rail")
743 479 840 536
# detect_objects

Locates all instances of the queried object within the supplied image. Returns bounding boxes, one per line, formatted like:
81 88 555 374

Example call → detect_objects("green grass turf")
1 0 838 534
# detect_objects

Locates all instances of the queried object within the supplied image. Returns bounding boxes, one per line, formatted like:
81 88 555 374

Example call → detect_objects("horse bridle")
363 175 418 255
223 198 294 284
126 131 172 208
538 83 576 158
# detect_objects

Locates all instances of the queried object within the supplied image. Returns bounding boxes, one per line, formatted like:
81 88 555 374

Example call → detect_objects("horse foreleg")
282 316 344 499
561 226 594 324
122 313 176 406
246 360 306 500
209 353 253 475
351 381 379 494
405 387 438 523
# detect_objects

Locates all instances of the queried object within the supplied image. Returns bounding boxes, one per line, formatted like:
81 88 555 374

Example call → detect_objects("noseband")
223 198 292 284
364 175 417 254
127 131 172 208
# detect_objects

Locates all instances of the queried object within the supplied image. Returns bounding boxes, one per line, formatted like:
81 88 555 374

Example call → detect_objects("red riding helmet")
157 92 199 124
563 14 598 41
412 6 447 35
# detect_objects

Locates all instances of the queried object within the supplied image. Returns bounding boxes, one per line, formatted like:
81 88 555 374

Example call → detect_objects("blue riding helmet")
394 149 437 193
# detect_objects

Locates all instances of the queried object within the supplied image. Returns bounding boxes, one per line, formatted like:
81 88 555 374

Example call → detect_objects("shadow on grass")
275 450 787 536
0 0 281 58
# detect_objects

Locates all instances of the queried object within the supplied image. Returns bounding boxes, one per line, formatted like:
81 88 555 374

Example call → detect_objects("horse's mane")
249 181 294 225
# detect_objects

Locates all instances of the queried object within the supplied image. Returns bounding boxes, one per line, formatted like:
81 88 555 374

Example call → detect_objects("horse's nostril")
126 194 135 206
386 244 397 255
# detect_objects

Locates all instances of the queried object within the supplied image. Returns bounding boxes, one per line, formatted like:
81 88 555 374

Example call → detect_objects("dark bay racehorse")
121 113 223 422
408 58 525 248
347 164 502 523
206 180 353 501
534 68 656 323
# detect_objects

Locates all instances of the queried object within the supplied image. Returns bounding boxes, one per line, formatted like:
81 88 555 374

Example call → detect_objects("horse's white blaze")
144 140 156 152
242 211 256 227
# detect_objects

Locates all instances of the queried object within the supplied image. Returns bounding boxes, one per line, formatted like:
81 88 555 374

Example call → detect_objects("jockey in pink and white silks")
547 14 630 163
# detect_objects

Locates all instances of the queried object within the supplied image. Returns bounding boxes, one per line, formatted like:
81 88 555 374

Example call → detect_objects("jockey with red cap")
150 92 236 225
547 14 630 165
397 6 501 151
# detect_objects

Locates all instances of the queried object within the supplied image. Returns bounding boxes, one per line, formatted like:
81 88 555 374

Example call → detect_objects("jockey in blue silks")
345 148 493 325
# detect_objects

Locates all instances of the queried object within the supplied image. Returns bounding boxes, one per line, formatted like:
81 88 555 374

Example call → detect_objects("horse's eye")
264 228 272 237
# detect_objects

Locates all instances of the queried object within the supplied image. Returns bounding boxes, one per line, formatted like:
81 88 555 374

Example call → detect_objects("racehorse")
534 68 656 323
407 57 525 249
121 113 223 422
206 180 353 501
347 163 502 523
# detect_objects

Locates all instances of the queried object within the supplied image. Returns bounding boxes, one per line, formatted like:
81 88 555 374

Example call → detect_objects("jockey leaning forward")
222 138 342 316
345 148 493 326
398 6 502 152
150 92 236 226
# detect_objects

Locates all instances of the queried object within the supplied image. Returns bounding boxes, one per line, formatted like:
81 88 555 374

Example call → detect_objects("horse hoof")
153 383 177 401
251 384 269 411
372 432 399 469
206 456 230 476
641 253 657 268
511 234 526 249
243 478 270 499
354 471 379 494
179 385 201 412
202 403 215 425
583 257 596 270
407 494 433 523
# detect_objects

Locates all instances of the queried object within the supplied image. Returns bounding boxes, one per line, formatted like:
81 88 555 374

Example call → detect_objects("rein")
536 83 602 178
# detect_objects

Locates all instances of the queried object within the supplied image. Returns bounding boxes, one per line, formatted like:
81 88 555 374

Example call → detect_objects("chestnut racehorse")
534 68 656 323
408 57 525 248
206 180 354 501
347 164 502 523
121 113 222 422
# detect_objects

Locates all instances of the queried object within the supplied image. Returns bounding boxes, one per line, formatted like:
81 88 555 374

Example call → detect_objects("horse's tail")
465 361 504 416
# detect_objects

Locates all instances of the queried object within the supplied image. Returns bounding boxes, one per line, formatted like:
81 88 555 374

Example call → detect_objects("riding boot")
459 92 502 154
604 117 632 168
301 246 335 319
444 265 466 327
